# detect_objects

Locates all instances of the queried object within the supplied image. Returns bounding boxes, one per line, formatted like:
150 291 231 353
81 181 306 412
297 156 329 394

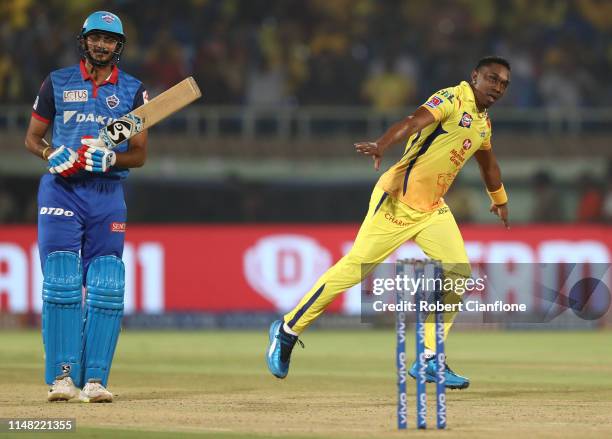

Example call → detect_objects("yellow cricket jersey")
377 81 492 212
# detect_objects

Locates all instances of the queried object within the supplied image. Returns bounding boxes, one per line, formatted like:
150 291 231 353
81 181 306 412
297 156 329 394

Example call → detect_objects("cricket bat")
99 77 201 149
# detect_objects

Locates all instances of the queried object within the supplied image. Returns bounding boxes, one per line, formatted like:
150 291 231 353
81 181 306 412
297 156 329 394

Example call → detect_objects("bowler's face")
471 64 510 108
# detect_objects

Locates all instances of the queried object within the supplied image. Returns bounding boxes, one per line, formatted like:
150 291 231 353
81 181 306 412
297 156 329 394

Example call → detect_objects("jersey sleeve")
420 87 455 122
132 83 148 110
480 117 492 150
32 75 55 124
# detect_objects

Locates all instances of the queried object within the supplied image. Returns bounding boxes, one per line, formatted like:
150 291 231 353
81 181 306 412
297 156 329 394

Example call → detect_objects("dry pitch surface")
1 329 611 438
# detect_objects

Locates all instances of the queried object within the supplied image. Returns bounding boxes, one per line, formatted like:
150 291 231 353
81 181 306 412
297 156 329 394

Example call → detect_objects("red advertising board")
0 225 610 314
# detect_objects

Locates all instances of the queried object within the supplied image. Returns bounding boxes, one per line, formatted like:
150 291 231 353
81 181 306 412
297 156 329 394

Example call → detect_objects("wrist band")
42 146 51 160
487 184 508 205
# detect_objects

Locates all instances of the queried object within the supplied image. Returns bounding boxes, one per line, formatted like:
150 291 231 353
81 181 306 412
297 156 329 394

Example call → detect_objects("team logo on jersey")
63 90 88 103
106 94 120 109
462 139 472 150
425 96 443 109
458 112 472 128
102 14 116 23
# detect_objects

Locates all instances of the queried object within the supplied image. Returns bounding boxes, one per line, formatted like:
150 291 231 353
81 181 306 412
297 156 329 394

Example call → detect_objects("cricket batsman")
267 57 511 388
24 11 148 402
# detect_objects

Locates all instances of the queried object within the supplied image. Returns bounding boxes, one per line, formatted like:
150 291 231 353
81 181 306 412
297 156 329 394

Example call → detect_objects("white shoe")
47 376 79 402
79 379 113 403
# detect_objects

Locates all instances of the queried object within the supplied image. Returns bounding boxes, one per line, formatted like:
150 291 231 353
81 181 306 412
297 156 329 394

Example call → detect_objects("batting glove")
48 146 81 177
77 137 117 173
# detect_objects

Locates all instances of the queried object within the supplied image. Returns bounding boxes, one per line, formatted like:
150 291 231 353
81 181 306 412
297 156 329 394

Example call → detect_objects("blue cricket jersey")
34 60 146 276
33 60 147 180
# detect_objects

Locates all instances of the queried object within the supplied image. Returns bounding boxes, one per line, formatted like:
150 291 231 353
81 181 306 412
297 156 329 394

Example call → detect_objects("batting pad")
82 255 125 386
42 251 83 385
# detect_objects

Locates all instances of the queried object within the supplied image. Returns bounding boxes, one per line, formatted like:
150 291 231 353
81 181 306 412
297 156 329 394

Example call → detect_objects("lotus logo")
244 235 332 311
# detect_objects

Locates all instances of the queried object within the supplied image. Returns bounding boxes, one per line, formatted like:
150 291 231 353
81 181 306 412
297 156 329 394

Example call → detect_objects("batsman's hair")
475 56 511 71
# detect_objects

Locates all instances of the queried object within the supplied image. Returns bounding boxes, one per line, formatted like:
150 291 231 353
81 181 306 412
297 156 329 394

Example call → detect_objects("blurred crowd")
1 0 612 110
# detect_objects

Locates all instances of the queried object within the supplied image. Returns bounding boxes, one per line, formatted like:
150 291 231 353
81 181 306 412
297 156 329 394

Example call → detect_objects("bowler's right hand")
47 146 81 177
354 141 383 170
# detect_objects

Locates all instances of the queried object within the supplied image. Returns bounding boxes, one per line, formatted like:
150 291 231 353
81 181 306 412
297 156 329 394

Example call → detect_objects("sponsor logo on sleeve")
110 222 127 232
33 96 39 110
63 90 88 102
458 112 473 128
142 90 149 104
106 94 120 109
425 96 443 109
439 90 454 102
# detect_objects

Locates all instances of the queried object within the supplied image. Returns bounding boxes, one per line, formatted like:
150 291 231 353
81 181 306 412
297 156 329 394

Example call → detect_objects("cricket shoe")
79 379 113 403
47 375 79 402
408 357 470 390
266 320 303 379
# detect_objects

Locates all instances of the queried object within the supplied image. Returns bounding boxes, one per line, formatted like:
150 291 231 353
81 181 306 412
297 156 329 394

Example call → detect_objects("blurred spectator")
362 57 415 112
245 56 289 107
576 173 603 222
143 30 188 96
0 183 17 223
531 170 565 222
538 49 582 110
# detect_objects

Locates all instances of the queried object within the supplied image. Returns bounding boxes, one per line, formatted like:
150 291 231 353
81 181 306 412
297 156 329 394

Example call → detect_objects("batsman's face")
471 64 510 109
86 33 119 63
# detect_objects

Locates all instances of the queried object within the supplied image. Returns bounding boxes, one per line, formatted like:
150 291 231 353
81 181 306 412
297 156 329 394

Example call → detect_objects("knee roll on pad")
42 251 83 386
82 255 125 387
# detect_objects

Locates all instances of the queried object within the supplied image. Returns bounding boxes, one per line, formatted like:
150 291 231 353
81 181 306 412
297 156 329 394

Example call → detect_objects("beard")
88 44 113 63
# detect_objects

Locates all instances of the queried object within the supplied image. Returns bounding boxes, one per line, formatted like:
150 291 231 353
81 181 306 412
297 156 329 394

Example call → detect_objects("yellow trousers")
283 186 471 351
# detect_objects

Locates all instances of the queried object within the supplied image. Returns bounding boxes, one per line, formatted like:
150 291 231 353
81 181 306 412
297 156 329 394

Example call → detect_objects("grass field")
1 329 612 438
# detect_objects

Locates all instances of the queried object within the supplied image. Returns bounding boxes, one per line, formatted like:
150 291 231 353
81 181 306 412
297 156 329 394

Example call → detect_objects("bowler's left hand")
490 203 509 229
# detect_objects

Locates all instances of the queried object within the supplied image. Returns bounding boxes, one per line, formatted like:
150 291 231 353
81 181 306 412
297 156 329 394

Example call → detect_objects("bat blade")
100 77 202 149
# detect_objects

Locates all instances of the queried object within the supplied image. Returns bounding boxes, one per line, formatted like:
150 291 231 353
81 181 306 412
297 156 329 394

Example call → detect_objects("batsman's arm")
114 129 148 168
474 148 510 228
25 117 52 160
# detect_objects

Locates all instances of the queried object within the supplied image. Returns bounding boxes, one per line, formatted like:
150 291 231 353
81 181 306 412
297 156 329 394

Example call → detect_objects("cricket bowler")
24 11 148 402
267 56 511 388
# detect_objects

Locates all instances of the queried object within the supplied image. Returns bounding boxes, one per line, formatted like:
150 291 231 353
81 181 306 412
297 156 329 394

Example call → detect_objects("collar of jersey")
459 80 487 118
79 59 119 85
